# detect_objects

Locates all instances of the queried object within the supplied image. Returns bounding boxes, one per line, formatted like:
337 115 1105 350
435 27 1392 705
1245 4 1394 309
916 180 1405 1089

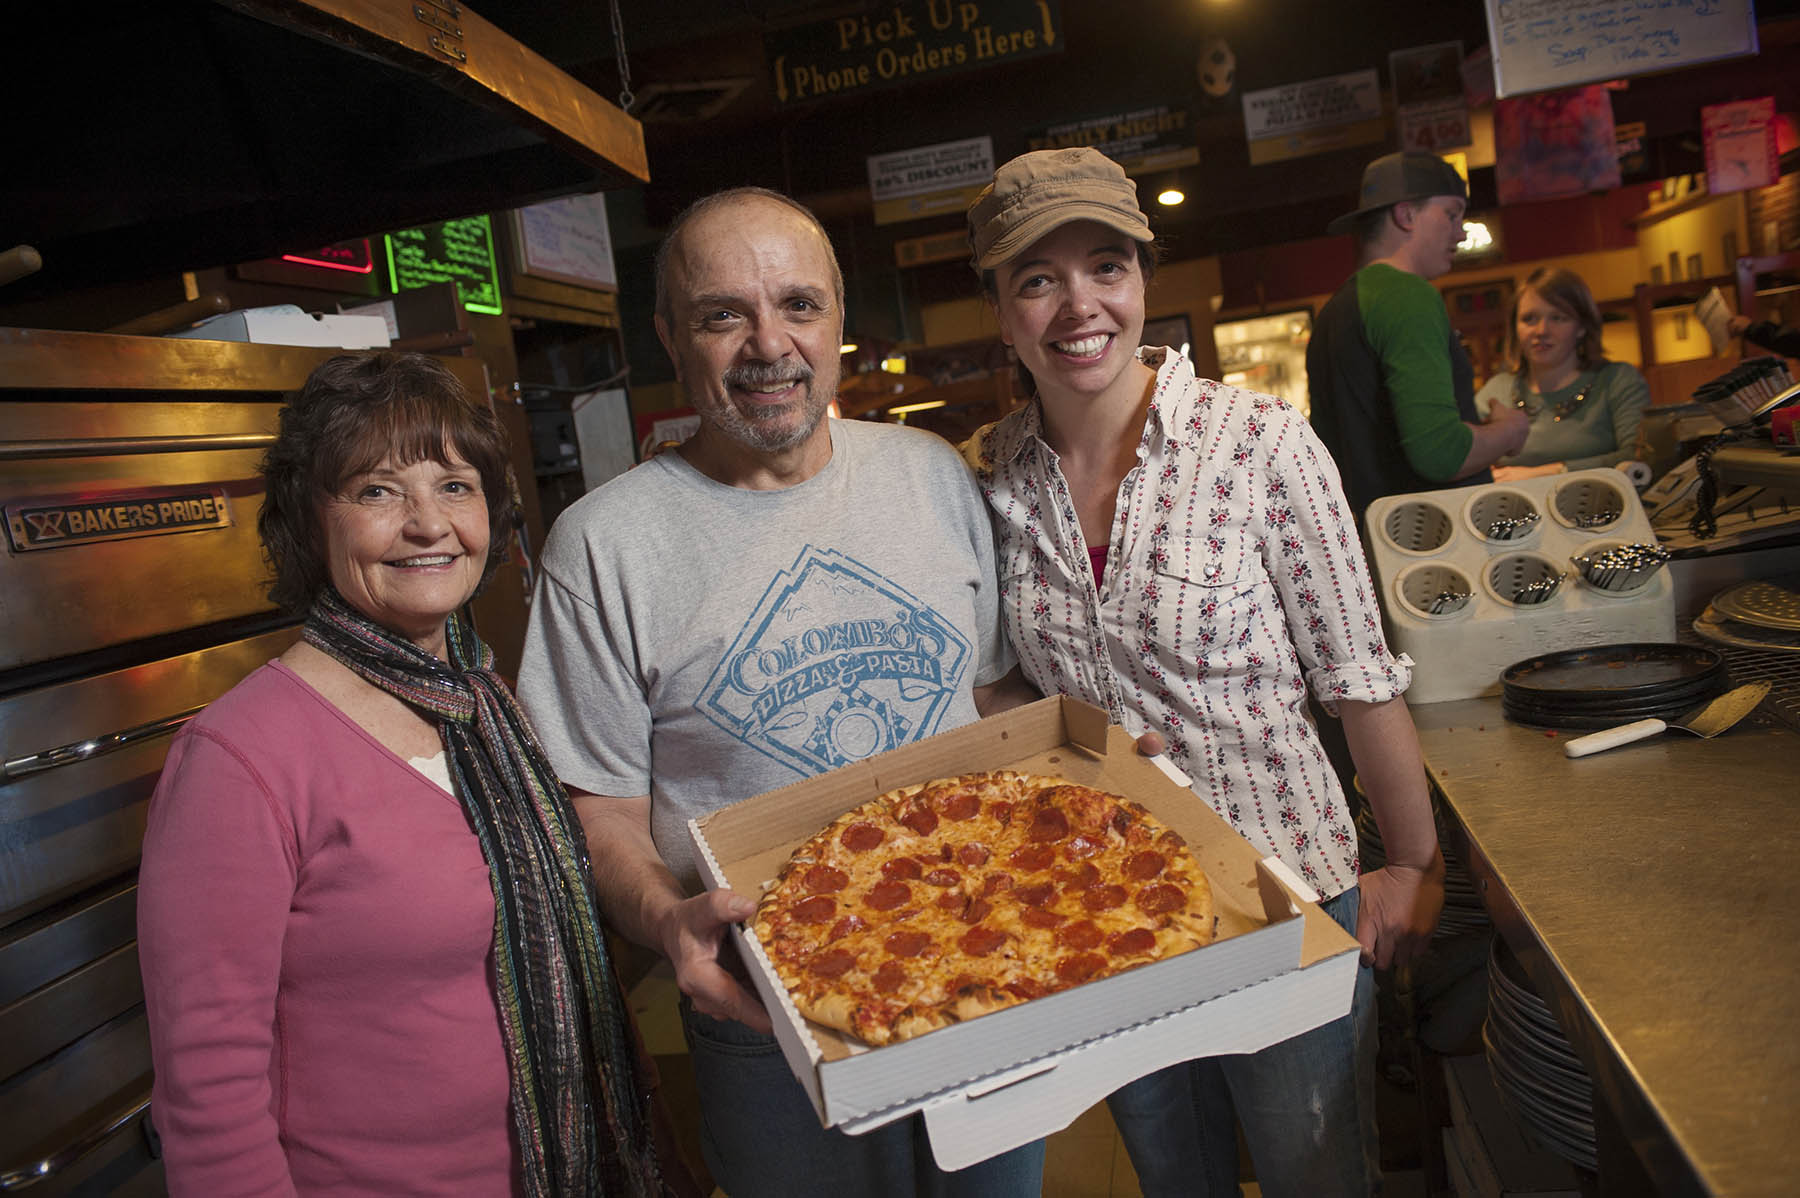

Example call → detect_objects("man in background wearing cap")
1306 151 1529 519
517 186 1044 1197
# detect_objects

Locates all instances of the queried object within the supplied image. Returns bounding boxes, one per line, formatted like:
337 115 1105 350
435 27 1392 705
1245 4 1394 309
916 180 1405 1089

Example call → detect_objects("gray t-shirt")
516 419 1015 891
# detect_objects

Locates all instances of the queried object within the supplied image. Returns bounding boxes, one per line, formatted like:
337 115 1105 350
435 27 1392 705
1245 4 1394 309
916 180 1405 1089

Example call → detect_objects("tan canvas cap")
967 147 1154 270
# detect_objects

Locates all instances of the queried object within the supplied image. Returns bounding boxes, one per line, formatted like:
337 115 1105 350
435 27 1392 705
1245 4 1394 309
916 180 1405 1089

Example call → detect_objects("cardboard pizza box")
689 695 1362 1170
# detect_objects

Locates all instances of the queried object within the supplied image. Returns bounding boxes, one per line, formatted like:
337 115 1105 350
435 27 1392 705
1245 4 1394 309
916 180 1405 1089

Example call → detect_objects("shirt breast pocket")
1142 535 1254 653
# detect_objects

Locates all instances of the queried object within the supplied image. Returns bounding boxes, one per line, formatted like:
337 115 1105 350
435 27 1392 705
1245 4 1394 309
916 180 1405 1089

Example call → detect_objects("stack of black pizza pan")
1500 643 1727 730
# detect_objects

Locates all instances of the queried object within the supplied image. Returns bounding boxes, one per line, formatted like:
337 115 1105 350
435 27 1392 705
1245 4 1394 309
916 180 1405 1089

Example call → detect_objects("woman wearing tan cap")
963 148 1444 1197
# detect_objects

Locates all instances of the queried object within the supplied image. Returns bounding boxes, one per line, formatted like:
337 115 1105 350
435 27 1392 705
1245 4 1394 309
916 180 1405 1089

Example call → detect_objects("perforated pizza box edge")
688 695 1360 1145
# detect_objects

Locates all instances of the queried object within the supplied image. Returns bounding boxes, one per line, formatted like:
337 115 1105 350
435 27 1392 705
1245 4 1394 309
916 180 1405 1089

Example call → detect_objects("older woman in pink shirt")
138 353 666 1196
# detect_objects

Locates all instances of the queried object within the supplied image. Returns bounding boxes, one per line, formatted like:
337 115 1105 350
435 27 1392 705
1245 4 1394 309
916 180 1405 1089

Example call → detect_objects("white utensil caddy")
1364 469 1676 704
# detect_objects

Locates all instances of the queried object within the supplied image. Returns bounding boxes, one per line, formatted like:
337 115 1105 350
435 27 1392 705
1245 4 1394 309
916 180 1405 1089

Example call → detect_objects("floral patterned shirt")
969 348 1411 897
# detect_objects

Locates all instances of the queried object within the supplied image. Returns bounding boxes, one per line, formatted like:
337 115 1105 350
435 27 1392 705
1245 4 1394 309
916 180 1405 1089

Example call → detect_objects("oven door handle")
0 1087 152 1190
3 705 206 783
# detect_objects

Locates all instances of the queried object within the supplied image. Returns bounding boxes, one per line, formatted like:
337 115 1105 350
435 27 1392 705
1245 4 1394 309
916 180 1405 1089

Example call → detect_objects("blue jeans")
1106 887 1379 1197
680 1003 1045 1198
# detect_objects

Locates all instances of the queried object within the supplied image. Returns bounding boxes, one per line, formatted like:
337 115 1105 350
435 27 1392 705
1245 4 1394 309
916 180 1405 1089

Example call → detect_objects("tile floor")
629 960 1430 1198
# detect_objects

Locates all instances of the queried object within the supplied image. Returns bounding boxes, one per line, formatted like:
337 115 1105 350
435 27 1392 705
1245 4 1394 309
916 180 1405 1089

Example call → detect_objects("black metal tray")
1502 643 1723 701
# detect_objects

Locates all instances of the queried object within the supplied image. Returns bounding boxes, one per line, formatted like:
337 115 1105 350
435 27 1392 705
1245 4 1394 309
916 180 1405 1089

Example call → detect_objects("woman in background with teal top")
1477 266 1650 482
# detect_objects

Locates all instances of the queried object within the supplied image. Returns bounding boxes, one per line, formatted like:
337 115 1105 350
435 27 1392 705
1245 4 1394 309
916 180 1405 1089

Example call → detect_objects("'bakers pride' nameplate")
6 486 233 552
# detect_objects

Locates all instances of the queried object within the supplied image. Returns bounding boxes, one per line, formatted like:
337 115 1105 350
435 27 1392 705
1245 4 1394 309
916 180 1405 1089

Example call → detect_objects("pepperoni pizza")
753 770 1216 1046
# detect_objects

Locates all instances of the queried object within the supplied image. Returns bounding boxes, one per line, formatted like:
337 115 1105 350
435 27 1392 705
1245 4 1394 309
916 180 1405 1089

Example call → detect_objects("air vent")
631 78 754 123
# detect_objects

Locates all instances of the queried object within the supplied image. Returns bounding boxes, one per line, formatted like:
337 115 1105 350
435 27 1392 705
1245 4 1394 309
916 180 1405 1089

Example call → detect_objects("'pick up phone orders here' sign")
766 1 1062 106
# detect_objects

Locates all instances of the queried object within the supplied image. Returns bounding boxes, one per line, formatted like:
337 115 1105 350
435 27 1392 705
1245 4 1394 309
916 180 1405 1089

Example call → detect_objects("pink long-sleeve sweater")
138 661 521 1196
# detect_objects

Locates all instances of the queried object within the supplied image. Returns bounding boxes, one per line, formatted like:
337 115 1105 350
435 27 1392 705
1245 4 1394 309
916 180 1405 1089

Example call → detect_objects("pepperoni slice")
803 864 849 893
940 791 981 821
989 800 1015 826
956 842 991 867
881 856 923 881
791 895 836 924
885 929 932 957
936 891 967 911
840 821 886 852
959 925 1007 956
1124 850 1167 881
900 806 939 836
1004 977 1048 1001
826 914 866 942
924 868 961 888
1055 952 1106 986
1109 927 1157 956
961 897 993 925
810 948 855 978
873 960 909 995
1013 881 1054 908
1064 835 1103 860
1028 807 1071 842
1059 862 1101 889
1056 920 1104 950
1021 907 1065 929
981 872 1014 896
1136 883 1185 915
865 880 911 911
1082 884 1129 912
1110 806 1135 837
1008 843 1055 871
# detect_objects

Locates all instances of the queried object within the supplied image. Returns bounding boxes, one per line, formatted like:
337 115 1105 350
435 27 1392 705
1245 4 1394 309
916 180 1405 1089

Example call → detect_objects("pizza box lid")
689 695 1361 1166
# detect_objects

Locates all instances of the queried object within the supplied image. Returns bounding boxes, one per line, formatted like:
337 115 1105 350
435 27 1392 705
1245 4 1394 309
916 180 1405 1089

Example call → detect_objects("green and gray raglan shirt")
1305 262 1484 519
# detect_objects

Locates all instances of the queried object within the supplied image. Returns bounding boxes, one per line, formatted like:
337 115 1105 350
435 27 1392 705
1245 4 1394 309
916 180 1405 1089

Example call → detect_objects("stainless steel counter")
1413 698 1800 1197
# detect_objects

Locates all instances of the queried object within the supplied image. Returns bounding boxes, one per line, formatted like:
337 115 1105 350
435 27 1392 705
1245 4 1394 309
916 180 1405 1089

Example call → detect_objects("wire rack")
1680 622 1800 733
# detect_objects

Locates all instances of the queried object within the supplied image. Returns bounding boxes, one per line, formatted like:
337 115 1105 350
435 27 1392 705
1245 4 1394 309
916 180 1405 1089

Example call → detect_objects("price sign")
1400 99 1471 153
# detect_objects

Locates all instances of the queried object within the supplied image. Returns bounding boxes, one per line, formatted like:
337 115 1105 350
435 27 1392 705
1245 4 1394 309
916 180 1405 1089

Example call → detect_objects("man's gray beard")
710 365 834 452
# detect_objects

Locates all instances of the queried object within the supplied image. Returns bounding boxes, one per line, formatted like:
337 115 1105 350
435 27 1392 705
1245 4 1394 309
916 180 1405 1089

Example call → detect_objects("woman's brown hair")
258 352 516 615
1509 266 1607 377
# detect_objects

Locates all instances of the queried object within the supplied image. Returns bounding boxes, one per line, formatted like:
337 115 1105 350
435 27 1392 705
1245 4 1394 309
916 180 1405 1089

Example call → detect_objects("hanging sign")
868 136 995 225
1391 42 1470 153
1483 0 1758 99
1242 69 1385 165
1025 105 1199 174
1703 98 1779 196
767 1 1062 107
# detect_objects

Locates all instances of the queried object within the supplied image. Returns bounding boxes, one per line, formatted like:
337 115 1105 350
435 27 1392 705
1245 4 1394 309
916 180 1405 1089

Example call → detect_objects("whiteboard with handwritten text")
1484 0 1758 98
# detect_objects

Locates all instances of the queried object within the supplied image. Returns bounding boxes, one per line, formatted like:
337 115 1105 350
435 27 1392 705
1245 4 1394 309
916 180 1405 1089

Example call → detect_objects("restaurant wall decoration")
1493 84 1622 205
1024 105 1199 175
1702 98 1780 196
1240 69 1386 166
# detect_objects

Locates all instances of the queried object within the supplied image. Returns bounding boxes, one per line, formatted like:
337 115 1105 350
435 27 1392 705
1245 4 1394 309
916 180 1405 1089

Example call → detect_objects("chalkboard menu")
384 215 504 315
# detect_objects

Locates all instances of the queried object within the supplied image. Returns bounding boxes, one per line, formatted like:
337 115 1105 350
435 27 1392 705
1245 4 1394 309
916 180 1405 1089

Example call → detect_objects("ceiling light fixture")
1158 187 1185 206
840 341 859 354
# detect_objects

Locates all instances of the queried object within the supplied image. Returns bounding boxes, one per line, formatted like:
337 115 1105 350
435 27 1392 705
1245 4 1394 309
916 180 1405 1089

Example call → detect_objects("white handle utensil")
1562 681 1772 758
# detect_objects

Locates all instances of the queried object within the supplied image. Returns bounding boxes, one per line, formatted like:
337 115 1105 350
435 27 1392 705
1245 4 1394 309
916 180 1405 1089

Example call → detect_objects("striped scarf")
304 588 660 1198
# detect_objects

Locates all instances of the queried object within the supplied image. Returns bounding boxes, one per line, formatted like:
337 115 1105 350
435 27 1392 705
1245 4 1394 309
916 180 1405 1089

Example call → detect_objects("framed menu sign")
508 192 618 292
384 216 504 315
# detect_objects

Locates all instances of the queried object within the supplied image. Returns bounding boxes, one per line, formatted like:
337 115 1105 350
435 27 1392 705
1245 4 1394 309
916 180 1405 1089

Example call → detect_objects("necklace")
1514 370 1595 422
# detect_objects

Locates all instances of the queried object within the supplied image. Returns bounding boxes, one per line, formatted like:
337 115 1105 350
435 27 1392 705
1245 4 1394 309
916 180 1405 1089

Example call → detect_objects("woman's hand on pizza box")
662 889 773 1033
1133 729 1168 757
